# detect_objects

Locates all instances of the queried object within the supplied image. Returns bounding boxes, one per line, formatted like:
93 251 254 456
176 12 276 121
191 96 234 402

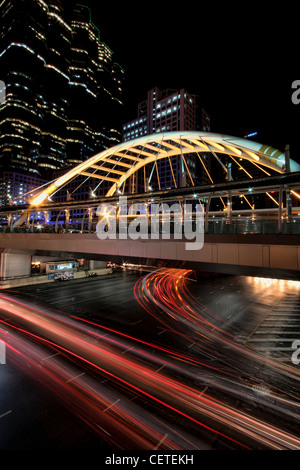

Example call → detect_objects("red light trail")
0 269 299 450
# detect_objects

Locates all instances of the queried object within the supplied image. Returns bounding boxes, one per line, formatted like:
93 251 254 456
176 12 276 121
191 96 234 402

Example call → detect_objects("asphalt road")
0 269 299 450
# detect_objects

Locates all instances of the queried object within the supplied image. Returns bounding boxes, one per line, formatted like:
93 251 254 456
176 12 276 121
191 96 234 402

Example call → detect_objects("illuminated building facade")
122 87 211 191
0 0 124 185
0 171 48 206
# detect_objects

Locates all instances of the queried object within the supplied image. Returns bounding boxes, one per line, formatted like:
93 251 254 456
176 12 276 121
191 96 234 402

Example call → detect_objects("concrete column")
286 189 292 223
205 195 212 233
89 260 107 270
278 187 283 233
65 210 70 231
88 208 93 233
226 193 232 224
0 252 31 279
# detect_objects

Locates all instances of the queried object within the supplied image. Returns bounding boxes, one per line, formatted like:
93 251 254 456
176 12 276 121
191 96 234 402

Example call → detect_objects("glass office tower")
122 87 211 192
0 0 124 183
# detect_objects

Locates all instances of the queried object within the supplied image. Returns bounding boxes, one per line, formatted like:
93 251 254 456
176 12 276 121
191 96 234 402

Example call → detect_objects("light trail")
0 299 249 450
0 271 300 450
135 269 300 381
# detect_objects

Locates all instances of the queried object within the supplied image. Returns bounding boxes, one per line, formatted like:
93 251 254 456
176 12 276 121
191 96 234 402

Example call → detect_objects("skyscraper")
0 0 124 186
123 87 210 142
122 87 211 192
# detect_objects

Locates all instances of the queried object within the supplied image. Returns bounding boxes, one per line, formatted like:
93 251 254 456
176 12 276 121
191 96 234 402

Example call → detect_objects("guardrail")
1 214 299 235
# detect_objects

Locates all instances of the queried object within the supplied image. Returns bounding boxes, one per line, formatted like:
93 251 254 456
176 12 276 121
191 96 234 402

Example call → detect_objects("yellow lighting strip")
155 162 161 191
190 139 209 151
103 158 132 168
129 147 157 158
266 192 279 206
251 161 271 176
81 172 119 183
229 155 279 208
230 155 253 179
160 141 180 152
196 152 226 209
223 144 242 156
242 195 254 210
245 150 260 162
144 143 168 154
172 138 194 149
114 152 144 162
291 190 300 199
206 141 225 151
90 164 126 176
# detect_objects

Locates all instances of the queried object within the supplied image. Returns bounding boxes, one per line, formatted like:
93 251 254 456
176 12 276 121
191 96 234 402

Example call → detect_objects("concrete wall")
0 251 31 279
0 233 299 279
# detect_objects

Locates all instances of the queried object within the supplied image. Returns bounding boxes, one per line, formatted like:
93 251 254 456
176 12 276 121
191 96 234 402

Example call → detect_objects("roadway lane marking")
121 347 135 355
157 329 166 335
244 314 271 344
42 352 60 361
102 399 120 413
65 372 85 383
198 386 208 397
130 395 139 401
254 331 300 335
153 433 168 450
263 319 300 323
268 313 300 316
96 424 111 436
155 364 166 373
0 410 12 419
132 320 143 325
248 338 299 342
253 346 295 351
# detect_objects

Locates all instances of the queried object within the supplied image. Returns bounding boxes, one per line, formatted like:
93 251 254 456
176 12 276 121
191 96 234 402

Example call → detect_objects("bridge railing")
1 213 299 236
206 215 300 235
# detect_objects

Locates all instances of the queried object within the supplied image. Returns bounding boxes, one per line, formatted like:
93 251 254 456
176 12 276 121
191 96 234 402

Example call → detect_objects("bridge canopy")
31 131 299 205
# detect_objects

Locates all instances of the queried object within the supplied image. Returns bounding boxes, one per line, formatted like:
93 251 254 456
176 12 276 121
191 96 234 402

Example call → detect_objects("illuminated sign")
245 132 258 138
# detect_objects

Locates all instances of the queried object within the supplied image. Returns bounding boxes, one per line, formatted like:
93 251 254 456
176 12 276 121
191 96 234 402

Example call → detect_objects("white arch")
31 131 299 205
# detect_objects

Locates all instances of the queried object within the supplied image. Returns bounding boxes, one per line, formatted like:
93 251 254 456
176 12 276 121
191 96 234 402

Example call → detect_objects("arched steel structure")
31 131 300 205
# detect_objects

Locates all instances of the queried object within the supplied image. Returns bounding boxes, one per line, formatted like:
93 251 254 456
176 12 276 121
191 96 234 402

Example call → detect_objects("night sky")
83 2 299 163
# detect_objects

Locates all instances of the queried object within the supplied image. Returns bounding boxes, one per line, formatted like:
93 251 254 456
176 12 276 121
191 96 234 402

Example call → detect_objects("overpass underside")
0 232 299 281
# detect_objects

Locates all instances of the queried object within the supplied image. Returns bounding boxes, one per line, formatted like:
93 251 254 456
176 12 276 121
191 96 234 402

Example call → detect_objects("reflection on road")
0 269 299 449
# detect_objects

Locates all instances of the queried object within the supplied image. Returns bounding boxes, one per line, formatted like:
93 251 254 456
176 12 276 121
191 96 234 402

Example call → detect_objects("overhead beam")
114 152 144 162
103 158 132 169
90 165 126 176
81 172 119 183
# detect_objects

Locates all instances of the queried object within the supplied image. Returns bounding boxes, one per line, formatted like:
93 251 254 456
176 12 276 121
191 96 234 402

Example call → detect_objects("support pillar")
89 260 107 270
278 187 283 233
0 251 31 279
205 195 212 233
286 189 292 223
88 208 93 233
65 209 70 232
226 193 232 224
